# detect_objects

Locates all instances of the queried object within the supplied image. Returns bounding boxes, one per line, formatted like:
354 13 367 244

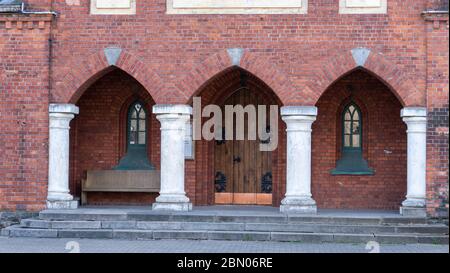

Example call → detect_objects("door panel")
214 88 272 205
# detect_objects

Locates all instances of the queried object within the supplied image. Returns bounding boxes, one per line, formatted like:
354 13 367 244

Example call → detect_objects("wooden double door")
214 88 273 205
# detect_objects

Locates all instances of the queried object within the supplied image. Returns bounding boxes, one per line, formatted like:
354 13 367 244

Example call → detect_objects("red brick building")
0 0 448 217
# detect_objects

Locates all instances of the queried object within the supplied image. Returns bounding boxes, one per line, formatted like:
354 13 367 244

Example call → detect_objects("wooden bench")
81 170 160 205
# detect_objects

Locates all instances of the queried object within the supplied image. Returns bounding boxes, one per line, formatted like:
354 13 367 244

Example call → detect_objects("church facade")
0 0 448 217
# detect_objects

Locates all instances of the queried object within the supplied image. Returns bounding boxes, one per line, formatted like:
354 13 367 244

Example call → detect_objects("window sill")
330 169 374 176
332 150 374 176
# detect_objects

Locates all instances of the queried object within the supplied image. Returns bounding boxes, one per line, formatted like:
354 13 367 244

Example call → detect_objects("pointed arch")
52 49 167 104
177 49 297 105
305 48 425 107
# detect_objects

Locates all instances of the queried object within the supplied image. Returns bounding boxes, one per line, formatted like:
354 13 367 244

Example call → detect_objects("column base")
46 200 79 210
401 198 426 207
153 194 192 211
152 202 192 212
280 197 317 214
47 192 74 201
400 198 427 217
400 206 427 217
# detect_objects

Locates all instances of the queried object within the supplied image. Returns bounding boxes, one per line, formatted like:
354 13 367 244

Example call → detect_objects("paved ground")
0 237 447 253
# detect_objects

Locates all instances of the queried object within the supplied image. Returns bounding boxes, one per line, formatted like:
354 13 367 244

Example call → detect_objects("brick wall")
312 70 407 210
49 0 428 105
0 0 447 213
0 14 52 211
424 8 449 217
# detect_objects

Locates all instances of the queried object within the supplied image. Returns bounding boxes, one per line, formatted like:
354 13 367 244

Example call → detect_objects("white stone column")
400 107 428 217
152 104 192 211
47 104 79 209
280 106 318 214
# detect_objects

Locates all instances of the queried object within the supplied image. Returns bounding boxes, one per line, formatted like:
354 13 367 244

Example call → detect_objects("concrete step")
2 225 448 244
21 219 101 229
39 211 128 221
38 210 429 226
243 222 448 235
20 219 449 235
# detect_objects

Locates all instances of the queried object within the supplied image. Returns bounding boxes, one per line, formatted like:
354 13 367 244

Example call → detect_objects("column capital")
49 103 79 115
280 106 318 117
400 107 427 118
281 106 317 132
153 104 192 115
401 107 427 134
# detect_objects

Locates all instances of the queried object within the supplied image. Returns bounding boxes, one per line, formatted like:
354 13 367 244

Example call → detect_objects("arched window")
331 102 373 175
114 100 154 170
128 101 146 146
343 104 361 149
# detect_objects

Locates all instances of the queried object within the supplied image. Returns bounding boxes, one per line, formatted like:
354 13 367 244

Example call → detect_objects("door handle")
233 156 241 163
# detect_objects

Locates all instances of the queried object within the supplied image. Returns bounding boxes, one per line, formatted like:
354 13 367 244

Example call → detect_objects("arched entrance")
312 68 407 210
69 68 159 205
190 67 285 206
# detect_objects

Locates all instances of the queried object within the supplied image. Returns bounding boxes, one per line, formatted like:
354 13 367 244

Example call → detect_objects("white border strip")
167 0 308 14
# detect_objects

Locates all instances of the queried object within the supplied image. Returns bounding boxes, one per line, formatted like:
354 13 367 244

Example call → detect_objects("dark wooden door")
214 88 272 205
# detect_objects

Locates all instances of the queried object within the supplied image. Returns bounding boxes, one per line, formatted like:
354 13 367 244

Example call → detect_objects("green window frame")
331 102 374 175
128 101 147 147
342 103 362 151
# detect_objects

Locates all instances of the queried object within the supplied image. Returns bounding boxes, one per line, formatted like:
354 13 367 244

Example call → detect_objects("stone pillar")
280 106 318 214
400 107 428 217
152 105 192 211
47 104 79 209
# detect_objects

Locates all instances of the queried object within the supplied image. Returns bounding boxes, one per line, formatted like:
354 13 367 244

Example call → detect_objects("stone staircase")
1 207 448 244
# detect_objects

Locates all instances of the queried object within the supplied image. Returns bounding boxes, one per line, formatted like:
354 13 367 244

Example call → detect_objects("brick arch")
305 48 424 107
52 49 168 104
177 49 297 105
